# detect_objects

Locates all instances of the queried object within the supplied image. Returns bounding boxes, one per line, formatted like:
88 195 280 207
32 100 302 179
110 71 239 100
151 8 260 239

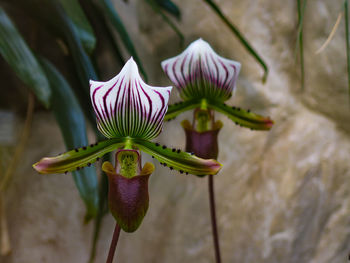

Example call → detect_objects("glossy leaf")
202 0 268 82
206 99 274 130
59 0 96 54
39 57 99 219
164 99 201 121
98 0 148 81
33 138 126 174
133 138 222 176
0 7 51 108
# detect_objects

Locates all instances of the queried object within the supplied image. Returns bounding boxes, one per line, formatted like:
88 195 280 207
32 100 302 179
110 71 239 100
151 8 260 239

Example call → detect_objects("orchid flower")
161 39 274 263
162 38 273 132
33 58 221 233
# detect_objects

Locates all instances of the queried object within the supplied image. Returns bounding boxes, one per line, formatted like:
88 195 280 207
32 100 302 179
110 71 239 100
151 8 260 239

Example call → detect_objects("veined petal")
90 57 172 140
133 138 222 176
161 38 241 101
33 138 126 174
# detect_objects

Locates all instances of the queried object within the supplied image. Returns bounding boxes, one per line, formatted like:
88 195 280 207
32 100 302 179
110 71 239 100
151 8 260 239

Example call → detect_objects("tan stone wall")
2 0 350 262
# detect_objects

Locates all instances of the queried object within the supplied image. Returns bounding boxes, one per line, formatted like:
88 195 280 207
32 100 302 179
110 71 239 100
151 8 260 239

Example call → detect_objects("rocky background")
1 0 350 262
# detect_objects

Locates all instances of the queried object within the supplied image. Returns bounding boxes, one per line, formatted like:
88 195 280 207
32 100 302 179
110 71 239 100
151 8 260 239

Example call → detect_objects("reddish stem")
208 174 221 263
106 223 121 263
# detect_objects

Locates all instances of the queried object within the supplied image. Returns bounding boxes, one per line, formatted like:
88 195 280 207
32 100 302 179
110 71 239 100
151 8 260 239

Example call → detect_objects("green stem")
345 0 350 100
106 223 121 263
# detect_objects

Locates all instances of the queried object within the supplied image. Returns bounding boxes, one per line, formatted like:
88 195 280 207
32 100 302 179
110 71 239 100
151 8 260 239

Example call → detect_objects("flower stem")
208 174 221 263
106 223 121 263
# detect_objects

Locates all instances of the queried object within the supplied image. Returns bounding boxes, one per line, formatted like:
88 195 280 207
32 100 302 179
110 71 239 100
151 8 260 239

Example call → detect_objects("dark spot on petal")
247 109 251 113
151 156 154 158
163 163 167 167
155 143 160 146
90 144 94 147
237 107 241 111
172 148 176 152
83 146 87 150
75 148 79 152
162 145 167 149
77 167 80 170
95 142 99 146
191 152 195 155
177 149 181 153
96 157 100 161
87 163 91 167
65 171 68 174
186 172 189 175
179 170 184 174
169 167 173 170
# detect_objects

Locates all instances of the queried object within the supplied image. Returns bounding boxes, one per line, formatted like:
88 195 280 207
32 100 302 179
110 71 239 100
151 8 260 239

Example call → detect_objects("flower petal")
33 138 126 174
164 98 201 121
133 138 222 176
161 38 241 101
206 99 274 130
103 160 152 233
90 57 172 140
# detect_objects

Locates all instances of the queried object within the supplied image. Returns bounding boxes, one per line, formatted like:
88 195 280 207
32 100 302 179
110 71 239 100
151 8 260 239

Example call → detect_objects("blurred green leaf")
155 0 181 19
0 7 51 108
202 0 269 83
145 0 184 46
296 0 307 91
59 0 96 54
39 57 99 221
96 0 148 81
345 0 350 99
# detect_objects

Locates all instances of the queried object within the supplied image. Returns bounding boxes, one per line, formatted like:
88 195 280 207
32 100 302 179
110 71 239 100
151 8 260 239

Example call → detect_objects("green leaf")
296 0 307 91
39 57 101 219
59 0 96 54
202 0 268 82
98 0 148 81
164 99 201 121
206 99 274 130
33 138 125 174
0 7 51 108
145 0 184 46
155 0 181 19
133 138 222 176
345 0 350 99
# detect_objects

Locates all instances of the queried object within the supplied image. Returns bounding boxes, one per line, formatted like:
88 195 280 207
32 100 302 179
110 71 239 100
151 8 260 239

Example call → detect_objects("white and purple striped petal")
161 38 241 101
90 58 172 140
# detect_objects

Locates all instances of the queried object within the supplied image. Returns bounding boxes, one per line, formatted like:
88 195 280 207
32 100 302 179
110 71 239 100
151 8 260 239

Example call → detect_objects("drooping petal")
33 138 126 174
90 57 172 140
164 98 201 121
206 99 274 130
132 138 222 176
161 38 241 101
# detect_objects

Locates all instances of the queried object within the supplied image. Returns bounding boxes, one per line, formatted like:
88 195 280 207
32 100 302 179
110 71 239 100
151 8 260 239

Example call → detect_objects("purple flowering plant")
33 57 221 262
161 39 274 262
